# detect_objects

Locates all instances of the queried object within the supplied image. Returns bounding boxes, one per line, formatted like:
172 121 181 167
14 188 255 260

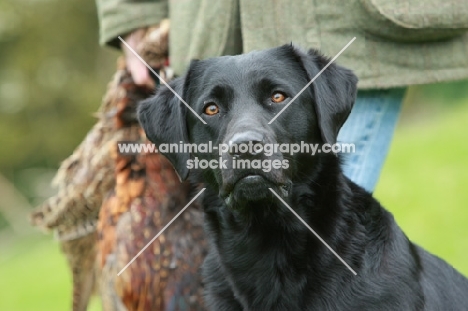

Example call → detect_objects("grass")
0 236 101 311
0 97 467 310
375 99 468 276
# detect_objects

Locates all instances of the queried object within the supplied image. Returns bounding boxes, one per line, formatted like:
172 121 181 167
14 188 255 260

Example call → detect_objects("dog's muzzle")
219 130 291 208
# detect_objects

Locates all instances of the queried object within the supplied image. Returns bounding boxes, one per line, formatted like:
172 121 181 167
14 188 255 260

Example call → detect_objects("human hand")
121 28 152 86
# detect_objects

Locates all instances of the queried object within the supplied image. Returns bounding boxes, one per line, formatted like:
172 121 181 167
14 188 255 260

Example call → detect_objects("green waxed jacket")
96 0 468 89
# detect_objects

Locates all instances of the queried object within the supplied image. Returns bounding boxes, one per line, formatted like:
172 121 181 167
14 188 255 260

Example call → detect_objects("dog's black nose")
228 131 265 158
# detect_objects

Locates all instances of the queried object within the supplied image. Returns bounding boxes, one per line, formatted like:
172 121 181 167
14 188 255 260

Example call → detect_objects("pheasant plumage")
30 21 207 311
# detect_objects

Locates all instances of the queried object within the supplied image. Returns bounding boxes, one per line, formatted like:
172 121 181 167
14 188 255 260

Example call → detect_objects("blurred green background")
0 0 467 310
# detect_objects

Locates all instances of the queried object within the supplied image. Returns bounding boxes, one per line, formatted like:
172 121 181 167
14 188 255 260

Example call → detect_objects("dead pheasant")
30 20 207 311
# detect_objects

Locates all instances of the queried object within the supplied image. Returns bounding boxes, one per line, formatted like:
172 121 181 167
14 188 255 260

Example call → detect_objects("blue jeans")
337 88 406 193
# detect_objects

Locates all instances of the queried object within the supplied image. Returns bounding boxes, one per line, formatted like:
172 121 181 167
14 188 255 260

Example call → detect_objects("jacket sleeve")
96 0 168 48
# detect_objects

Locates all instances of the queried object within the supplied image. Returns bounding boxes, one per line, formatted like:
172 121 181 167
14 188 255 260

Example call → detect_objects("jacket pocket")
357 0 468 42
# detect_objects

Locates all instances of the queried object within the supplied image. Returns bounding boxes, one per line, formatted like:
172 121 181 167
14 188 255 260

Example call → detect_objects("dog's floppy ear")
138 77 190 181
294 47 358 145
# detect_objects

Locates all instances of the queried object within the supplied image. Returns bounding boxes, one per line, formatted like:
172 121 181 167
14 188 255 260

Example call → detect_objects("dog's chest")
211 222 317 309
223 249 308 310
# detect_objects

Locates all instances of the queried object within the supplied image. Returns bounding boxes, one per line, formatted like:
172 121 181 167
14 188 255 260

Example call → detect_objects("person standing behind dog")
96 0 468 193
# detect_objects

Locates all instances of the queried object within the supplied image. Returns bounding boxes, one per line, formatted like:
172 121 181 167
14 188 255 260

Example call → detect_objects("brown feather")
31 20 207 311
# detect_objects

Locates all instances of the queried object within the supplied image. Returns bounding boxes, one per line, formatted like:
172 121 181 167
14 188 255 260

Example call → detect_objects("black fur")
138 45 468 310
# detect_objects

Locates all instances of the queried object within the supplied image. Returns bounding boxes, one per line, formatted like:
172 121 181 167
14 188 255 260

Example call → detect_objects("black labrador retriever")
138 45 468 310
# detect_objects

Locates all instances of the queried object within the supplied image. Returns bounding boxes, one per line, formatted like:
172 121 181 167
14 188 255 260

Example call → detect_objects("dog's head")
138 45 357 209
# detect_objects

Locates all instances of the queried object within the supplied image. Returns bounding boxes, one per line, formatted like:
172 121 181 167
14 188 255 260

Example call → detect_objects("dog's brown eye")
271 92 286 103
204 103 219 115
